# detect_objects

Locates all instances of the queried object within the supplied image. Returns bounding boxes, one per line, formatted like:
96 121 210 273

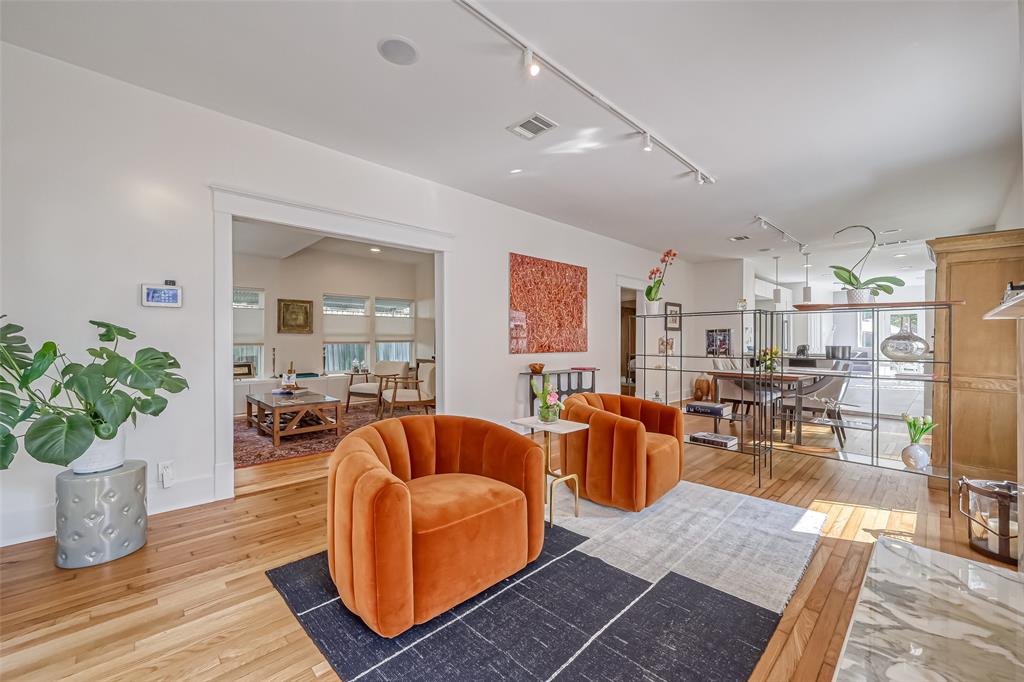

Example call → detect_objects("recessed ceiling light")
377 36 418 66
370 247 382 253
509 168 523 174
893 253 908 258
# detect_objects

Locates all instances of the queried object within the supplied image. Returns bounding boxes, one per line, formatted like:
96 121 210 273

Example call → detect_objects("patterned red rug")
233 403 382 468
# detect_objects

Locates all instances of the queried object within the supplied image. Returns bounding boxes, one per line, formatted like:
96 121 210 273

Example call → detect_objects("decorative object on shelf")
881 315 930 361
664 302 682 331
1002 280 1024 303
705 329 731 356
233 361 255 378
957 477 1019 565
825 345 851 359
277 299 313 334
55 459 147 568
829 225 905 303
736 298 747 311
901 414 936 470
509 253 587 353
795 344 809 358
757 346 781 373
643 249 678 315
528 362 545 374
0 318 188 473
693 373 713 401
531 375 565 423
657 336 675 355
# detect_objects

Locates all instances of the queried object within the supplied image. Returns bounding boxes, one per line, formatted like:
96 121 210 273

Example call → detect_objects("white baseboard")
0 473 217 548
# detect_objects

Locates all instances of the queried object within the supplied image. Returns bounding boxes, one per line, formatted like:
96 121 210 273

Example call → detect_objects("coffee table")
510 416 589 527
246 391 342 447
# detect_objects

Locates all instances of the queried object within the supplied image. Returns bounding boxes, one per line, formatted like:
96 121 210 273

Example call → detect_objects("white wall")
0 45 661 546
996 162 1024 230
233 247 430 376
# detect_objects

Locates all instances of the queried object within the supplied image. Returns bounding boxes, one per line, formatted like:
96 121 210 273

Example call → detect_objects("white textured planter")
642 299 663 316
845 289 874 305
71 429 126 474
901 443 930 470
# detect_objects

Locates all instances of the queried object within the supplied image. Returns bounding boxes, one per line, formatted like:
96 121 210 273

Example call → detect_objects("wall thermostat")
141 283 182 307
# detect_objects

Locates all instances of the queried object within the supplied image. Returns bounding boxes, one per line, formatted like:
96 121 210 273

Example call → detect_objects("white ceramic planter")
845 289 874 305
901 443 930 470
642 299 663 316
71 429 126 474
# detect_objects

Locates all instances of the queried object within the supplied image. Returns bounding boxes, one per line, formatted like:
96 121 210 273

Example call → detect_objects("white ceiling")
232 218 434 265
4 0 1019 283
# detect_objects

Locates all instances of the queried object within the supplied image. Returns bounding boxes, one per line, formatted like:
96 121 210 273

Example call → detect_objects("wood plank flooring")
0 433 1001 681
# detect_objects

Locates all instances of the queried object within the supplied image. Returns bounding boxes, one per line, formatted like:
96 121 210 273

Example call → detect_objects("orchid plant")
645 249 678 302
903 414 937 444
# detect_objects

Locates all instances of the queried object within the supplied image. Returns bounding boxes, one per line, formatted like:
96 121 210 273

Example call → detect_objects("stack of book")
689 432 739 449
685 401 732 418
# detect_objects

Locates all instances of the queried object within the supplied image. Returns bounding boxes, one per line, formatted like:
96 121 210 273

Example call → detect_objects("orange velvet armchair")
561 393 684 512
327 415 545 638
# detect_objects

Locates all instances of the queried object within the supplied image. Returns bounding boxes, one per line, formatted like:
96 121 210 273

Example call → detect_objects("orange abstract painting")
509 253 587 353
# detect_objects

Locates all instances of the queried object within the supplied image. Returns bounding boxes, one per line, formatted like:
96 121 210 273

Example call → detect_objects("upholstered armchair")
561 393 684 512
345 360 409 413
327 415 545 637
379 360 436 417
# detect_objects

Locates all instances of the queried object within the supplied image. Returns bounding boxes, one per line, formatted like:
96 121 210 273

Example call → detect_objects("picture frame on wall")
664 302 682 331
277 298 313 334
705 328 731 357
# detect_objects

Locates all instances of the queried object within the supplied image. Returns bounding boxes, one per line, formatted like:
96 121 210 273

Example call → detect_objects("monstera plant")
0 318 187 469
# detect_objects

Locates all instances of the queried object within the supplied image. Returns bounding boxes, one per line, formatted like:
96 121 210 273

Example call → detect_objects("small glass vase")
881 317 930 362
538 405 561 423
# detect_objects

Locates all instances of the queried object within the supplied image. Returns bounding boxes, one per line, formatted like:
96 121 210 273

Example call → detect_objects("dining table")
707 370 819 444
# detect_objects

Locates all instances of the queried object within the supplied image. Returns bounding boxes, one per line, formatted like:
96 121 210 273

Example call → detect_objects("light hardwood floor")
0 435 1000 681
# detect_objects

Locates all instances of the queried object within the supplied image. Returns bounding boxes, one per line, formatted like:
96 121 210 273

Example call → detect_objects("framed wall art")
277 298 313 334
664 302 682 331
508 253 588 353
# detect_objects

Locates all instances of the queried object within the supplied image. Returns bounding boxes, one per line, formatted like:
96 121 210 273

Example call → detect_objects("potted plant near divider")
643 249 678 315
830 225 905 304
0 318 188 472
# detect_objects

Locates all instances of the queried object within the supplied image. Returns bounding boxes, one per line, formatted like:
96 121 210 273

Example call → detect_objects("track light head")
696 173 705 185
642 132 653 152
524 48 540 77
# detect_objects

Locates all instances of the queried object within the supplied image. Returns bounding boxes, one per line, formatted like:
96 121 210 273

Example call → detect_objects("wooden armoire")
928 229 1024 481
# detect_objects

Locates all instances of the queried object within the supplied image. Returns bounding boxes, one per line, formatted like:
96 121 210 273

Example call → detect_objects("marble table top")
835 535 1024 681
510 416 590 435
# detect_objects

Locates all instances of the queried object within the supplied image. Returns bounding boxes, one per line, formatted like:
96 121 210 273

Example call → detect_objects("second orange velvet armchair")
561 393 684 512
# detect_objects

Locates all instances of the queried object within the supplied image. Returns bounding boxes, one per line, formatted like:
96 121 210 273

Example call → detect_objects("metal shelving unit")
631 302 955 512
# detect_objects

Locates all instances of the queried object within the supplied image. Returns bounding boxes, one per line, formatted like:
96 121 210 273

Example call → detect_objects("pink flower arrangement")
645 249 678 302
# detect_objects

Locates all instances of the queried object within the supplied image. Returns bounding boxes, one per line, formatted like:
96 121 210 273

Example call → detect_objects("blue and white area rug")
267 481 826 681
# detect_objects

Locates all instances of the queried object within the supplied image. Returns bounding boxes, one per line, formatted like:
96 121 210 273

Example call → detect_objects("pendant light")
772 256 782 304
802 253 813 303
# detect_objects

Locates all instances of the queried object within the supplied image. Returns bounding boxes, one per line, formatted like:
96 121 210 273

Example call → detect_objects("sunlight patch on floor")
810 499 918 544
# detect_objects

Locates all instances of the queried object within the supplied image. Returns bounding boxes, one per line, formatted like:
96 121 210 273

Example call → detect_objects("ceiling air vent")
729 235 750 242
507 113 558 140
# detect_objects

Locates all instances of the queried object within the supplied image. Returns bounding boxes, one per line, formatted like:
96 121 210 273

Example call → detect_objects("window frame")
232 287 265 310
373 297 414 318
323 293 370 317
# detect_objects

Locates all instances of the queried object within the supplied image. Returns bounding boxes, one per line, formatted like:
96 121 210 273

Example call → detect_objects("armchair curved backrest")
561 393 683 512
327 415 544 635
